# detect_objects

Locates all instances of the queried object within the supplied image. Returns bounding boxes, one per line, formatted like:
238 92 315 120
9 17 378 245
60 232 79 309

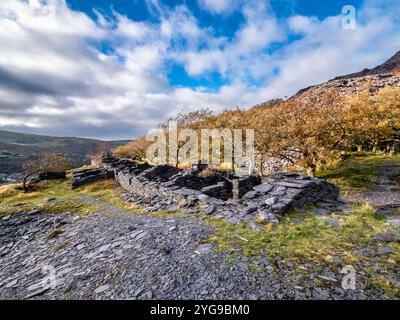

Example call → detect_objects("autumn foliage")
115 87 400 177
22 152 72 191
113 136 151 161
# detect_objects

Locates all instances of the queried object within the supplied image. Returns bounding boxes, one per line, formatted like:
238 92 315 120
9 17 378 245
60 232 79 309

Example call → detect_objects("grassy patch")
47 228 64 240
1 178 77 206
318 153 400 191
207 204 388 261
0 178 102 217
73 179 184 218
205 203 400 298
0 175 183 218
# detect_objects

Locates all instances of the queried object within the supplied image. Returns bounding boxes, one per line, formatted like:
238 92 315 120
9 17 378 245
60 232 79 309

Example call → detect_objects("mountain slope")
0 130 128 173
295 50 400 97
334 50 400 80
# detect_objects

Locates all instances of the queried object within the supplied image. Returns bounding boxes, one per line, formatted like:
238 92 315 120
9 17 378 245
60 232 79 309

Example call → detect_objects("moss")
1 165 399 297
204 203 400 298
318 153 400 191
0 176 183 219
47 228 64 240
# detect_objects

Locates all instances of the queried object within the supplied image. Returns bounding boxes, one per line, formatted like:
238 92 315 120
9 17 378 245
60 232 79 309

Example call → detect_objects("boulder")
71 168 113 188
232 175 261 199
253 183 273 193
38 171 66 180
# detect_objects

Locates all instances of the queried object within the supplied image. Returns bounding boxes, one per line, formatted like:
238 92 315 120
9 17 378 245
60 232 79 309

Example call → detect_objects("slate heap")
73 156 340 225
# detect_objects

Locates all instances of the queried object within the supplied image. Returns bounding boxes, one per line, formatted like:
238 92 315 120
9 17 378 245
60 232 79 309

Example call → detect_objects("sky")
0 0 399 140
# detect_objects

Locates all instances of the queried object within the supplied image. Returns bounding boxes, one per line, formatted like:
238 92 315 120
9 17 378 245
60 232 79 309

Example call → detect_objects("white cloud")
198 0 239 15
0 0 399 140
288 15 318 34
178 1 283 79
259 2 400 100
115 13 155 41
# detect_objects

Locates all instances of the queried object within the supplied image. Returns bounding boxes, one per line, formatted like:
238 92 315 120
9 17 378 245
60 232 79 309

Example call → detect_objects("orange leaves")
23 152 71 174
113 136 150 161
115 86 400 173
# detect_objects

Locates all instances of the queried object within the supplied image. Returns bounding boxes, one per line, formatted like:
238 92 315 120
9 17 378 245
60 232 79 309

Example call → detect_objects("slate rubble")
0 198 374 300
71 168 114 188
85 156 340 225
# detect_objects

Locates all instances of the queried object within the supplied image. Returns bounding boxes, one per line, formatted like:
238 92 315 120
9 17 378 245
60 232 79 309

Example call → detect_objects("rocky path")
344 165 400 207
342 165 400 228
0 196 385 300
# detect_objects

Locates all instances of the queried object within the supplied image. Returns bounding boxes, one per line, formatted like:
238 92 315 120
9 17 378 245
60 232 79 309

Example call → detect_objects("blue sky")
67 0 365 90
0 0 399 139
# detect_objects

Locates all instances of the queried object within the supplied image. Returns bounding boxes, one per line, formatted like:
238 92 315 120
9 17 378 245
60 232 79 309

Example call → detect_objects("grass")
318 153 400 191
1 176 90 205
0 179 101 217
0 174 115 217
0 173 182 218
206 204 383 261
0 160 399 297
204 204 400 298
47 228 64 240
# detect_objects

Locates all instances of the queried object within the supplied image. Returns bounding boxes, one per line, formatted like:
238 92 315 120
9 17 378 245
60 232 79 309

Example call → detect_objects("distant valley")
0 130 128 179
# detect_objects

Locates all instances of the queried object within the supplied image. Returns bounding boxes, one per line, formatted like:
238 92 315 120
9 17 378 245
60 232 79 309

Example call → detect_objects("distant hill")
334 50 400 80
0 130 129 173
295 50 400 98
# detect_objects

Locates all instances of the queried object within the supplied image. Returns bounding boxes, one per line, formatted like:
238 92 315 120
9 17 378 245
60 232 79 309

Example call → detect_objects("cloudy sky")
0 0 399 140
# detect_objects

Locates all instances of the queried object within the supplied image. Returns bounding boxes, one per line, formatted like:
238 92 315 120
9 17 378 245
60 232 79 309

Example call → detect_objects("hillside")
335 50 400 79
295 50 400 98
0 153 399 299
0 130 128 174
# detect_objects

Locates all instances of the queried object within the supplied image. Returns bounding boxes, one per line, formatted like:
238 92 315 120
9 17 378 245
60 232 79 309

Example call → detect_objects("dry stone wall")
71 168 114 188
86 156 340 225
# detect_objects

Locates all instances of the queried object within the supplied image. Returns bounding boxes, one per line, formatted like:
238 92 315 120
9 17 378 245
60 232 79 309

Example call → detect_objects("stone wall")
28 171 67 184
38 171 67 180
90 156 340 224
114 167 182 206
71 168 114 188
99 156 242 207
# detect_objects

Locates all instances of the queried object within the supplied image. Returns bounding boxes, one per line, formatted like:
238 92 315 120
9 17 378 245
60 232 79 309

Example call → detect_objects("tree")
342 87 400 153
161 109 213 167
206 108 249 172
90 142 112 165
112 136 150 161
249 104 282 176
22 153 71 191
252 92 347 177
